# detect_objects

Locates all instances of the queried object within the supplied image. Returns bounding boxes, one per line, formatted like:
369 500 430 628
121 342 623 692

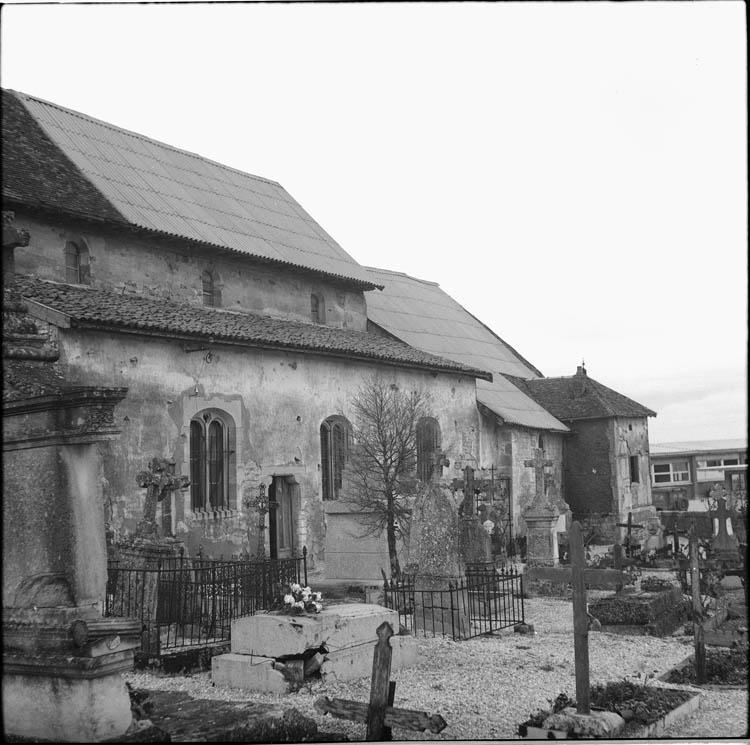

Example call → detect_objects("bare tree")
343 377 432 579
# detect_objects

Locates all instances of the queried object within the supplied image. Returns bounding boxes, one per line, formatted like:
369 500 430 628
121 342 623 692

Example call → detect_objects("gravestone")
3 215 140 742
708 489 739 560
523 450 562 567
410 480 469 638
111 459 191 655
452 466 492 566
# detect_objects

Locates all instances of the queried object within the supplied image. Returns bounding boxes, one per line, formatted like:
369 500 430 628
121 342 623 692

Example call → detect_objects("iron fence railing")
383 565 524 641
105 549 307 657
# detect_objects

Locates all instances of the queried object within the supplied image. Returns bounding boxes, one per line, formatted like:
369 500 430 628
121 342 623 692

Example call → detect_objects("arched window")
190 409 236 510
310 293 325 324
202 270 221 307
64 240 90 284
320 415 351 500
416 417 441 482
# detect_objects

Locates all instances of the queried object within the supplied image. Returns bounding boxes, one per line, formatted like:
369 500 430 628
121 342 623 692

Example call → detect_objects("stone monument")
453 466 493 567
2 213 141 742
708 486 740 561
410 479 470 638
522 449 563 566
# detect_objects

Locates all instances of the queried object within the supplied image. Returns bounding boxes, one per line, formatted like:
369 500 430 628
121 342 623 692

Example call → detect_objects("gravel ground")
126 597 749 740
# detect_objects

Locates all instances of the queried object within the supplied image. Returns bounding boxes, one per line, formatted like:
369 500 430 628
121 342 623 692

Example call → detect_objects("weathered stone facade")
12 210 368 331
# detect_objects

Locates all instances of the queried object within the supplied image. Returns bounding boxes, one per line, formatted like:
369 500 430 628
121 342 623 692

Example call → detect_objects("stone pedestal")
524 511 561 566
3 273 138 743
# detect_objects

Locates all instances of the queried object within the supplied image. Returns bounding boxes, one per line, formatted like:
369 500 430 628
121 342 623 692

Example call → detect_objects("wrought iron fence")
382 564 524 641
105 549 307 657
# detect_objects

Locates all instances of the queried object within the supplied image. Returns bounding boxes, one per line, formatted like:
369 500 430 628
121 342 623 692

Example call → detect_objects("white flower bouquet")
282 582 323 614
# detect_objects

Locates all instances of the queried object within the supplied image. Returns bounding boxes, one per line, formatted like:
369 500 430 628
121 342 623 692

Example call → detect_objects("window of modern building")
190 409 236 510
652 460 690 485
629 455 640 483
202 270 221 307
64 240 90 284
320 415 350 500
417 417 441 482
730 472 747 491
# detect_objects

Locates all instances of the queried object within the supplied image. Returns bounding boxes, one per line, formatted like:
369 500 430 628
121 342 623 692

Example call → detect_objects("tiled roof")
2 89 380 289
1 89 127 225
650 439 747 456
504 368 657 421
15 275 491 381
365 267 568 432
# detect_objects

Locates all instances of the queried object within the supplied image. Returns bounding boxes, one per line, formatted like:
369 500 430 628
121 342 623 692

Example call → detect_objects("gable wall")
50 324 480 574
11 209 368 330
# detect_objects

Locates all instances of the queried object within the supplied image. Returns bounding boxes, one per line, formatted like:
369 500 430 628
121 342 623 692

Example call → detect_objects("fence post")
303 545 308 587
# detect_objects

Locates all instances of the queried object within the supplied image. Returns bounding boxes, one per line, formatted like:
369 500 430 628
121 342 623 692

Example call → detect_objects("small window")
417 417 441 482
64 240 90 284
320 415 351 500
629 455 640 483
190 409 236 510
311 293 325 324
652 460 690 485
202 271 221 307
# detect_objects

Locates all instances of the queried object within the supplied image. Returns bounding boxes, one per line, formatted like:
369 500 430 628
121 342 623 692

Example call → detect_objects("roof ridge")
365 266 440 287
10 88 283 189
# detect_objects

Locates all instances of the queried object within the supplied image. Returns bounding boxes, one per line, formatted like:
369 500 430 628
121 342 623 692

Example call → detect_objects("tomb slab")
230 603 398 656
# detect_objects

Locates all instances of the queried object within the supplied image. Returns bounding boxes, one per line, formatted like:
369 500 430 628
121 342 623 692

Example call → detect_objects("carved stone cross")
524 448 554 509
135 457 189 540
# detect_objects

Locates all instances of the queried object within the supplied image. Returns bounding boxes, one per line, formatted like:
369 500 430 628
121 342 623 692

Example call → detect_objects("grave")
315 621 446 741
212 603 417 692
409 479 470 638
587 584 688 636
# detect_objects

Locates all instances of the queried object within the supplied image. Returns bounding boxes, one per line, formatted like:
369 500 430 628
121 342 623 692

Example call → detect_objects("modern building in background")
649 439 748 510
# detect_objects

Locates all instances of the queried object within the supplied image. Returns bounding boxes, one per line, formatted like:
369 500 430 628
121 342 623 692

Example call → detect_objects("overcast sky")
2 1 747 444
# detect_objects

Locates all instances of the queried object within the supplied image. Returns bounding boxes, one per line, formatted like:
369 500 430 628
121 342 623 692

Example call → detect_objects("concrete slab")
231 603 398 656
320 634 417 683
211 653 289 694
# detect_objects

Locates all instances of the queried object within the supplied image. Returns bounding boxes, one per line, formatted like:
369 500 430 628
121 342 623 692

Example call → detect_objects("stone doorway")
268 476 297 560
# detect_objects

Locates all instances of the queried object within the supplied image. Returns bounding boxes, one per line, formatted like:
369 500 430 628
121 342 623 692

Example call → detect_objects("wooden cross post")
689 530 706 684
315 622 447 741
616 512 644 558
525 522 628 716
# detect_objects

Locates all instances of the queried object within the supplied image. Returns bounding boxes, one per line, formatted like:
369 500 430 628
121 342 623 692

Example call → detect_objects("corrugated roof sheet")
650 439 747 456
4 89 379 289
15 275 491 381
365 267 569 432
506 369 657 421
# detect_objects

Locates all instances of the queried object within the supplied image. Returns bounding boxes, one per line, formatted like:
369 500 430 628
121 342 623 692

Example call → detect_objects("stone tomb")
212 603 416 692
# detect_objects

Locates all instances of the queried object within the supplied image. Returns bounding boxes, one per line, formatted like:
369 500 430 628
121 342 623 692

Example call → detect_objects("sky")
1 1 747 444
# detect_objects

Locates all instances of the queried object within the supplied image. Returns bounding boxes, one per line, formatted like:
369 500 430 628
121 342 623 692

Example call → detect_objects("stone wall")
563 419 613 516
12 210 368 330
46 325 480 575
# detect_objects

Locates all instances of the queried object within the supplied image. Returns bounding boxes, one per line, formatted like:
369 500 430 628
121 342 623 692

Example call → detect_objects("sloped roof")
2 89 379 289
505 367 657 421
365 267 568 432
15 275 491 381
650 439 747 456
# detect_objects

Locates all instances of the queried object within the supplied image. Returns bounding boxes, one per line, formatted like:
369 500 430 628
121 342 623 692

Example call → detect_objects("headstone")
708 490 739 559
523 451 562 567
410 481 469 637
